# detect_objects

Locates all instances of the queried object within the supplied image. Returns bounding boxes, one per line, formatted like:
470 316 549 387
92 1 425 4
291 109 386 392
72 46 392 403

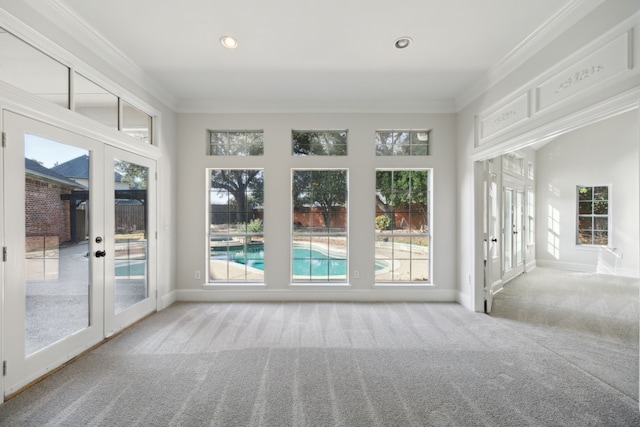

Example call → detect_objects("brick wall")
25 177 73 252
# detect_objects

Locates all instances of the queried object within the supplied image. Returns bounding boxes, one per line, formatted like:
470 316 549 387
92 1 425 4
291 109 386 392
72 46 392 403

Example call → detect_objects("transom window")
375 130 430 156
375 170 430 283
208 130 264 156
292 130 347 156
577 185 609 246
209 169 264 282
292 169 348 282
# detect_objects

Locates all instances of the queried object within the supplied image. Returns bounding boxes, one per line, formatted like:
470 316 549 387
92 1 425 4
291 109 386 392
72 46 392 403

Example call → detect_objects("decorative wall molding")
472 12 640 150
476 92 530 145
456 0 606 111
536 30 633 112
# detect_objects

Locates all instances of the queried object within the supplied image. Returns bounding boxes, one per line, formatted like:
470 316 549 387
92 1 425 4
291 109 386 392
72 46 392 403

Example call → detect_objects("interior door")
103 146 156 337
502 179 525 283
3 112 105 395
484 159 501 313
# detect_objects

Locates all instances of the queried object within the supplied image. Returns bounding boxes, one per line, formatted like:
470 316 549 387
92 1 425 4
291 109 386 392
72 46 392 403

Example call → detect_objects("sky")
24 133 88 168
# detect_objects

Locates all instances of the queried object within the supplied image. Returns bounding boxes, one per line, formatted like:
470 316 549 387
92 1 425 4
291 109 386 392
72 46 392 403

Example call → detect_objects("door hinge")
2 132 6 148
3 360 6 376
2 247 6 262
155 231 158 239
155 171 158 181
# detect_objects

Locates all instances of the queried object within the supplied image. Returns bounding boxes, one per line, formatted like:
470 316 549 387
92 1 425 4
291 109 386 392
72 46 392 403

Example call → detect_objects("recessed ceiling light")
394 37 412 49
220 36 238 49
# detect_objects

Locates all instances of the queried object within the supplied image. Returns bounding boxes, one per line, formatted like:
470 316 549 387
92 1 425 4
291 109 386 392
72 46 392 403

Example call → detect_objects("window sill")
202 282 267 289
289 282 351 288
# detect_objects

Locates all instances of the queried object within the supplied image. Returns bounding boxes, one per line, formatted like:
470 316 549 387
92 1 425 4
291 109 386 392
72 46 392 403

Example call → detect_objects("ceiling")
55 0 583 113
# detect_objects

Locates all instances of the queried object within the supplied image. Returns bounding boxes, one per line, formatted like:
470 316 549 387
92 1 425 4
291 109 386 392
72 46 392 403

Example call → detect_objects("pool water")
216 244 384 277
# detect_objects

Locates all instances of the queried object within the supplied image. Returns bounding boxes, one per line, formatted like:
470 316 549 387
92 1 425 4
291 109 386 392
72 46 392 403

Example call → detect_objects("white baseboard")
525 260 537 272
536 260 639 278
176 288 458 303
159 290 177 310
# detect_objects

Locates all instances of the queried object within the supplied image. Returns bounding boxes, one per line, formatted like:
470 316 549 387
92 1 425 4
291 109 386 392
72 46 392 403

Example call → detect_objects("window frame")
208 130 264 156
374 168 432 285
576 184 610 247
375 130 431 156
207 168 265 283
291 168 349 284
291 130 348 156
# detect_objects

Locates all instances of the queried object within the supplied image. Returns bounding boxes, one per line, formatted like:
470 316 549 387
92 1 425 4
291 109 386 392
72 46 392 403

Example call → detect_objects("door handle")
95 250 106 258
491 238 498 242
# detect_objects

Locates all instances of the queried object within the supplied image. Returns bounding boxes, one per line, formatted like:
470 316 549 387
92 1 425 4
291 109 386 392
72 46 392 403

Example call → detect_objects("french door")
502 179 525 283
3 112 156 396
483 159 501 313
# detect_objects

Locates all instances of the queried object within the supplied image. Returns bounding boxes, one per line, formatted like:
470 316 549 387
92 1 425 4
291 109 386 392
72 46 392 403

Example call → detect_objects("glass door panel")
113 159 149 312
515 190 524 266
24 135 90 355
503 188 513 274
104 147 156 337
4 111 104 396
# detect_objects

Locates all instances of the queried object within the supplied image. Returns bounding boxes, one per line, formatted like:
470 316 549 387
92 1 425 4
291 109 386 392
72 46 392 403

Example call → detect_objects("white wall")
176 113 457 301
536 110 639 277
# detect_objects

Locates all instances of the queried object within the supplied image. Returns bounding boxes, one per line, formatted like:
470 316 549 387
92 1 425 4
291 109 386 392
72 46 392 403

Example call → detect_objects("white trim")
0 82 161 161
471 87 640 162
176 288 457 302
177 98 457 114
0 7 169 121
456 0 606 111
160 290 177 310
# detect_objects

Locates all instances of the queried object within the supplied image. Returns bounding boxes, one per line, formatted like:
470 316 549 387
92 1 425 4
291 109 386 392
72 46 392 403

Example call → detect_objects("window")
209 131 264 156
375 130 430 156
122 101 152 144
375 170 430 283
292 130 347 156
0 27 69 108
74 73 118 129
577 185 609 246
209 169 264 282
502 153 524 176
292 169 348 282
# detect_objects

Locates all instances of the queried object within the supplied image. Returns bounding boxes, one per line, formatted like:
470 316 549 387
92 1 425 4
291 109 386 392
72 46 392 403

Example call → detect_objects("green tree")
211 169 263 224
114 160 147 189
376 170 429 230
293 170 347 228
292 131 347 155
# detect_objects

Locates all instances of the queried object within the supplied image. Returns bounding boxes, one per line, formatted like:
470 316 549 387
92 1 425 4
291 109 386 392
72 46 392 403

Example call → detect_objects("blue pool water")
213 243 384 277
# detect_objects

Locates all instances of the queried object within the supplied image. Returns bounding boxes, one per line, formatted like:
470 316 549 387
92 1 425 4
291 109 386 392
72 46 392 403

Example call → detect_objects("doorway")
502 179 525 283
3 111 156 396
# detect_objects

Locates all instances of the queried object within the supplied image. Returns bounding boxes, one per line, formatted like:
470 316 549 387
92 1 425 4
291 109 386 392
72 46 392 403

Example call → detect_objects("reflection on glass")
74 73 118 128
24 135 89 355
504 189 513 271
114 159 148 312
122 101 152 144
0 27 69 108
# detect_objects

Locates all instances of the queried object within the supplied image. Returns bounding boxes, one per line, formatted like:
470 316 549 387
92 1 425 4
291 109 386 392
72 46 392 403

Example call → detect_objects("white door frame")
3 111 106 395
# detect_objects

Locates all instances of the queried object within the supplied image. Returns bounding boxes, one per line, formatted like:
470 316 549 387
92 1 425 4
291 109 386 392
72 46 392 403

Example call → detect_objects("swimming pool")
212 243 386 277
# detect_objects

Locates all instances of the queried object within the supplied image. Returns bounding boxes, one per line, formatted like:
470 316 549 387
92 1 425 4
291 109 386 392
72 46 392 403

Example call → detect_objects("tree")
211 169 263 224
114 160 148 189
293 170 347 228
376 170 429 230
292 131 347 156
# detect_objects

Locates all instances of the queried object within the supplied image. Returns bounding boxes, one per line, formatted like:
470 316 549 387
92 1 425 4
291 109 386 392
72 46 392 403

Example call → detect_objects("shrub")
237 218 263 233
375 214 391 231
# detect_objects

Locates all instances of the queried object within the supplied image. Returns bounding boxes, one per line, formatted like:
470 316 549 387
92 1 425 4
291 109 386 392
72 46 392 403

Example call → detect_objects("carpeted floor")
1 268 639 426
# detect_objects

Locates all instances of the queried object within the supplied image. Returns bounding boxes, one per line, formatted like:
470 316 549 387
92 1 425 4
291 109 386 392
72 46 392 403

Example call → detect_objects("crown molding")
176 98 457 114
455 0 606 112
23 0 178 110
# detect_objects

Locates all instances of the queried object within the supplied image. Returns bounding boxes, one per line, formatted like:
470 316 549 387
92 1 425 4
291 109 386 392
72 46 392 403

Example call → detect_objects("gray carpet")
1 271 639 426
